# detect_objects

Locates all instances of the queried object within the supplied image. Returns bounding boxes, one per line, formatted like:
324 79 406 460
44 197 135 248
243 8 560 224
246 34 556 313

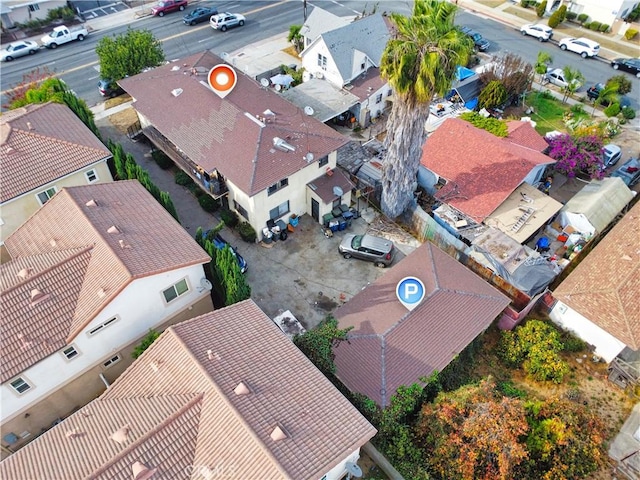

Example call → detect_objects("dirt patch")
104 94 132 110
474 0 506 7
281 45 299 58
107 107 139 134
361 450 389 480
504 5 538 22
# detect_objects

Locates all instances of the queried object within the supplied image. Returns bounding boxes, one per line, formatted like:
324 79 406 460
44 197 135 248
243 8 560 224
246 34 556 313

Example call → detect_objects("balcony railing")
143 125 228 199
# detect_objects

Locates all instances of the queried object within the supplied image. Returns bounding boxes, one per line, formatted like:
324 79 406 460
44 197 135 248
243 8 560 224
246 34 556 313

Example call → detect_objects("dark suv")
461 26 490 51
98 79 124 98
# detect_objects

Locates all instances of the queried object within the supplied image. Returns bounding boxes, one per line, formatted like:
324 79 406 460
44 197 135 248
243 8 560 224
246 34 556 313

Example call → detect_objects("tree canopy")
379 0 473 218
96 28 165 81
547 133 604 179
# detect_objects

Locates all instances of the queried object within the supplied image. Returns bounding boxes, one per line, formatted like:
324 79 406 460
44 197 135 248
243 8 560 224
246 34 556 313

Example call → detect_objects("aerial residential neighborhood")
1 0 639 478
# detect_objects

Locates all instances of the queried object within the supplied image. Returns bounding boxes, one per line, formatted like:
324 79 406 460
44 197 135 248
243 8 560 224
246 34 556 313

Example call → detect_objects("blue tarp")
456 66 476 81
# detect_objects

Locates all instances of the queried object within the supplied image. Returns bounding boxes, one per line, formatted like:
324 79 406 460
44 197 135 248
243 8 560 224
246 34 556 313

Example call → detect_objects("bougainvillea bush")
546 133 604 179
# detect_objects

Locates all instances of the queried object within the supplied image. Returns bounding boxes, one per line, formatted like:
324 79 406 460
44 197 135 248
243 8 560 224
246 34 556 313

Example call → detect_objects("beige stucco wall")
5 0 68 24
0 294 212 458
0 161 113 246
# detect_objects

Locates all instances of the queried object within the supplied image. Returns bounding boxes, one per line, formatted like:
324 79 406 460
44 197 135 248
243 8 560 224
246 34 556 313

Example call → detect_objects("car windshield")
351 235 363 249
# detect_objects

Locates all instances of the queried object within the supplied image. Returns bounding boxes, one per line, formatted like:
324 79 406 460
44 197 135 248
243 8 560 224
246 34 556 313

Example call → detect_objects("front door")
311 198 319 222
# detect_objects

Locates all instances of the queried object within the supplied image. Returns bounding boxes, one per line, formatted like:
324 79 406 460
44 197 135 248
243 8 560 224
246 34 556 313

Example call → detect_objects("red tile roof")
334 242 510 406
2 181 210 380
422 118 554 222
0 102 111 203
0 300 376 479
119 52 348 196
553 201 640 350
506 120 549 152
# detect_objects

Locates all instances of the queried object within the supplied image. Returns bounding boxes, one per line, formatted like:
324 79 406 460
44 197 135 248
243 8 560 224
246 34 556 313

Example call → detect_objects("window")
62 345 79 360
375 93 383 104
10 377 31 394
162 278 189 303
267 178 289 196
332 198 341 208
28 4 40 12
360 62 365 70
87 316 118 336
85 169 98 183
233 200 248 220
318 156 329 167
387 89 392 97
102 355 121 368
317 54 327 69
36 187 57 205
269 201 289 220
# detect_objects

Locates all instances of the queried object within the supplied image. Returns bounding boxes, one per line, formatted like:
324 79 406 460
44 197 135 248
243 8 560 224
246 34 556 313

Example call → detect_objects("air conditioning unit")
315 71 324 79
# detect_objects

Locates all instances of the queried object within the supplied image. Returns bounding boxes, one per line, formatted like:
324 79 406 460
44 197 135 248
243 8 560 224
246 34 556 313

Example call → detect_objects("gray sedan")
0 40 39 62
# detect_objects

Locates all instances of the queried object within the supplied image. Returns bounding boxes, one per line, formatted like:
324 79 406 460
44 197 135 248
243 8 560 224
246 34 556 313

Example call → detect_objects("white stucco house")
119 51 355 235
0 181 213 455
549 200 639 363
545 0 638 33
0 0 67 29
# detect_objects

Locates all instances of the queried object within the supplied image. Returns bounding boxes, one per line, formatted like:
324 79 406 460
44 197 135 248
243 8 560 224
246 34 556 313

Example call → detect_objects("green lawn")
525 92 589 135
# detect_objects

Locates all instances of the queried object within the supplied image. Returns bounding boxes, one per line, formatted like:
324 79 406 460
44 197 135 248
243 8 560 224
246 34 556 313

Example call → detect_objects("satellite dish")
305 152 314 163
345 462 363 479
304 105 314 116
200 278 213 291
221 52 229 59
275 84 282 91
260 78 269 87
333 186 344 197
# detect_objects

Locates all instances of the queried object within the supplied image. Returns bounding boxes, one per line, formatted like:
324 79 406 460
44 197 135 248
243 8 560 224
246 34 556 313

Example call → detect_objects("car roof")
574 37 599 46
604 144 621 154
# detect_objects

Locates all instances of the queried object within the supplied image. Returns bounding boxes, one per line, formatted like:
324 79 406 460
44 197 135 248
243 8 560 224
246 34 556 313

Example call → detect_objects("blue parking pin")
396 277 426 311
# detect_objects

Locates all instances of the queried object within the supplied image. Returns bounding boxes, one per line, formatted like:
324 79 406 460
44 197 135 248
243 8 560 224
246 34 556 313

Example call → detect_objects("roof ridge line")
1 245 94 296
167 327 292 479
88 392 205 478
10 128 110 157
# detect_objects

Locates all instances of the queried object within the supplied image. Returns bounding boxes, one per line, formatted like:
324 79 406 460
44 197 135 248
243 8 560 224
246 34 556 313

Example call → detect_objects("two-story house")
1 181 213 454
119 51 354 235
0 299 377 479
0 102 113 259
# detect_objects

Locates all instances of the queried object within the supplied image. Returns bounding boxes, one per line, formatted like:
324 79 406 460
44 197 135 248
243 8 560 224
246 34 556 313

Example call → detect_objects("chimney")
107 225 120 234
110 425 130 445
49 238 57 247
118 239 131 249
17 268 31 280
234 381 251 395
131 461 157 480
270 425 288 441
26 122 33 130
85 199 98 207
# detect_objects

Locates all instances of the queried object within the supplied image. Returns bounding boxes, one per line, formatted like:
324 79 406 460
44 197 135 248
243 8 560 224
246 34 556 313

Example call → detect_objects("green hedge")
588 21 602 31
624 28 638 40
151 150 173 169
237 222 257 243
577 13 589 23
604 103 621 117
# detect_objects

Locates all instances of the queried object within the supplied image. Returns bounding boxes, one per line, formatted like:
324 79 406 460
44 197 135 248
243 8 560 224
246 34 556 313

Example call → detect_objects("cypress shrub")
624 28 638 40
621 107 636 120
198 194 219 213
565 11 577 21
237 222 257 243
589 21 602 31
599 24 609 32
536 0 547 18
577 13 588 23
151 150 173 169
174 170 193 186
220 208 239 228
548 10 562 27
604 103 621 117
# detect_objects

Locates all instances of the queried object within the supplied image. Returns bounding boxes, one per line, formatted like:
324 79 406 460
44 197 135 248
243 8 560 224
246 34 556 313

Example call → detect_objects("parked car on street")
40 25 88 48
98 78 124 98
461 26 490 51
602 144 622 167
339 234 395 268
203 231 248 273
520 24 553 41
611 157 640 187
151 0 188 16
558 37 600 58
0 40 39 61
183 6 217 25
610 57 640 78
586 83 632 108
210 12 245 31
542 68 582 89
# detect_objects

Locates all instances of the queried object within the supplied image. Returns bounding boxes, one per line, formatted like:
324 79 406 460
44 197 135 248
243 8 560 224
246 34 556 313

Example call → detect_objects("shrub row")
584 21 610 32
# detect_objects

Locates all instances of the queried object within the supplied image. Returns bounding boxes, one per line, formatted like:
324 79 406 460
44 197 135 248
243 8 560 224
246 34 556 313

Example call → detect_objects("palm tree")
560 66 585 103
592 82 620 116
379 0 473 218
534 51 552 88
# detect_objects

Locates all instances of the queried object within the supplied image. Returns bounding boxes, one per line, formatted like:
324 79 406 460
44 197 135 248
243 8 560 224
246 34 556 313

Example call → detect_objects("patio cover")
558 177 633 234
280 78 359 123
484 182 563 244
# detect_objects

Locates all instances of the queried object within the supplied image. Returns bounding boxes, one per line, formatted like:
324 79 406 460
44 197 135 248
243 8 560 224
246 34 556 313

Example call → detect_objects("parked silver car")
210 12 245 31
0 40 39 62
339 234 395 267
542 68 582 90
520 24 553 41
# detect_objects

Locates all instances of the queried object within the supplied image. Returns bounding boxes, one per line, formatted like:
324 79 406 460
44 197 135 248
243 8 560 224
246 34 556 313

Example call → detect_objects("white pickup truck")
40 25 88 49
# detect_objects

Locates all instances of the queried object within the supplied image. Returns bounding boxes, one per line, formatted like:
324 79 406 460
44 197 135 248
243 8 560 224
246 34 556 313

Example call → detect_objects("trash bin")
323 213 334 227
342 211 354 227
289 214 299 227
338 219 347 231
329 219 340 232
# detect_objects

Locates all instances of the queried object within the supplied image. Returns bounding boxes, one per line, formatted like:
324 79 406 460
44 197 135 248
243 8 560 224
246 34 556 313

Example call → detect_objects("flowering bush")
546 133 604 179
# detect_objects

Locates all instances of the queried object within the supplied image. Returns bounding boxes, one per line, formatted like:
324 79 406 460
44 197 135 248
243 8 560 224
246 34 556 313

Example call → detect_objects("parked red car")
151 0 188 17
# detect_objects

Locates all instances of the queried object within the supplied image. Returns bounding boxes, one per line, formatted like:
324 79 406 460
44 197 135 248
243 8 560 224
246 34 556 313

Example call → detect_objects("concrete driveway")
96 114 411 329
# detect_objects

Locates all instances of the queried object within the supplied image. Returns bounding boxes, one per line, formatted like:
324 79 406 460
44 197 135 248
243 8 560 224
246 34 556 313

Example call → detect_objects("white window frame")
317 54 327 70
28 4 40 12
36 186 57 206
162 278 190 304
102 355 121 368
87 316 119 336
85 169 99 183
9 377 32 395
61 345 79 360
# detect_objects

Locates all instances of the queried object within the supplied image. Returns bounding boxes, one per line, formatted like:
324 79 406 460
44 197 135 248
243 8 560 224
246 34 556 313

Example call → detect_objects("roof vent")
97 288 107 298
85 199 98 207
110 424 130 445
270 425 289 442
6 146 16 154
234 381 251 395
171 88 183 97
18 333 33 349
132 461 157 480
26 122 33 131
149 361 162 372
273 137 296 153
30 288 51 305
66 429 82 439
107 225 120 234
118 239 131 249
49 238 57 247
17 268 32 280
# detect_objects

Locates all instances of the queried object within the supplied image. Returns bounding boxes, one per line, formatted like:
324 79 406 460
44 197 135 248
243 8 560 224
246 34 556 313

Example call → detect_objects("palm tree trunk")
381 100 430 218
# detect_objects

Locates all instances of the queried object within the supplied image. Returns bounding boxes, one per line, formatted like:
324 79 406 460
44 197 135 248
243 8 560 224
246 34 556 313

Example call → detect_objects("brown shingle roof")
346 67 386 101
119 52 348 196
422 118 554 222
2 181 210 379
553 201 640 350
0 102 111 203
334 242 510 406
0 300 377 479
308 167 355 203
